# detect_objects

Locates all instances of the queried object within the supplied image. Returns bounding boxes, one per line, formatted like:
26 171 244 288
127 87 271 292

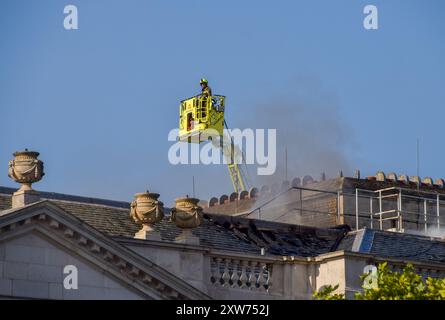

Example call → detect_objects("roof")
343 177 445 194
206 214 350 256
2 187 445 264
0 200 210 300
205 179 342 227
53 200 264 255
338 228 445 264
0 190 348 257
0 186 129 209
205 175 445 214
50 200 351 257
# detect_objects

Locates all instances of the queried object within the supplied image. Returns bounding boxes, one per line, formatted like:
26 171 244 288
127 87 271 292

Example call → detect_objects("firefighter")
200 78 212 98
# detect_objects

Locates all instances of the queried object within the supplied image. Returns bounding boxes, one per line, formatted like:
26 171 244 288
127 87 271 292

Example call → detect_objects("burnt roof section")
0 191 350 257
51 200 262 255
3 184 445 263
336 232 357 252
203 176 445 226
51 199 350 257
204 214 350 256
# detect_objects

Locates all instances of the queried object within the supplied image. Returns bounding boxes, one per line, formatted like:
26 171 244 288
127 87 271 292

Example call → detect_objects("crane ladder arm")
211 131 248 194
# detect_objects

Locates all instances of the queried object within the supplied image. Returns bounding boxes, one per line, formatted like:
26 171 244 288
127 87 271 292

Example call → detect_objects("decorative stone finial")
8 150 44 208
387 172 397 182
410 176 421 186
398 174 409 184
171 196 203 229
422 177 433 187
171 196 203 245
435 178 445 188
302 175 314 186
249 187 259 199
8 150 44 192
130 191 164 240
375 171 386 182
291 177 301 188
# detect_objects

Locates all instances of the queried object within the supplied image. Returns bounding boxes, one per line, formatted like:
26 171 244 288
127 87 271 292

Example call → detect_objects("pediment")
0 201 209 300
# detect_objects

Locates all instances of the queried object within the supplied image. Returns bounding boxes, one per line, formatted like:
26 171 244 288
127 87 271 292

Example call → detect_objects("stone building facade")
1 186 445 300
1 152 445 299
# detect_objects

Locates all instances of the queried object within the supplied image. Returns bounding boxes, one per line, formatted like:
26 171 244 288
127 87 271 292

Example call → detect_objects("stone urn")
130 191 164 239
130 191 164 225
8 149 45 208
171 196 203 229
8 149 44 192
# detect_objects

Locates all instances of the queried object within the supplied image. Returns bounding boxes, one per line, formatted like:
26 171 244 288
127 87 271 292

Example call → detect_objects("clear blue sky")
1 0 444 205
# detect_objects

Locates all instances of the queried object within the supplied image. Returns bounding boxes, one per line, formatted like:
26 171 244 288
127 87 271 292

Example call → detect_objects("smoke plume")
237 85 358 189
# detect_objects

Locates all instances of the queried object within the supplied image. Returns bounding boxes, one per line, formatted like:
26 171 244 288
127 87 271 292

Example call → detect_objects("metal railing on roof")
352 187 445 234
241 185 445 235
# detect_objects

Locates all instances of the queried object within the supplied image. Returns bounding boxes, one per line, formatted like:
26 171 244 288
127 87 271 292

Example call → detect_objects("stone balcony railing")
384 262 445 279
205 250 445 300
209 254 273 292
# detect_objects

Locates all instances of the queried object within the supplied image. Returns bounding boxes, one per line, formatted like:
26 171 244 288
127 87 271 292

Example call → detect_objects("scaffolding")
352 187 445 233
244 185 445 235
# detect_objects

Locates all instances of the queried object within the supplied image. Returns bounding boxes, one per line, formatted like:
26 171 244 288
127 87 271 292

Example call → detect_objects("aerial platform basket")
178 95 225 143
177 93 248 193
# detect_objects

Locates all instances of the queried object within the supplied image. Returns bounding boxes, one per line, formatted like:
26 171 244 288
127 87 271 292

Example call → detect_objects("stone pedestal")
134 225 162 241
174 229 200 245
12 189 40 208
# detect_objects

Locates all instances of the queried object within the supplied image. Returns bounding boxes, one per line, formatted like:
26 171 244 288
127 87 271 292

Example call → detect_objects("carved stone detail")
170 197 203 229
8 150 44 192
8 150 45 208
130 191 164 240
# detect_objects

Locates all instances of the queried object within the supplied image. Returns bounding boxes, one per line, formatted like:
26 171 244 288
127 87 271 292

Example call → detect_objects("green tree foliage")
313 284 345 300
313 262 445 300
356 262 445 300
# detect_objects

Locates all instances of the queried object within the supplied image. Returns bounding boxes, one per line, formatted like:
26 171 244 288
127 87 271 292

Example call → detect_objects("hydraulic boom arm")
211 123 249 193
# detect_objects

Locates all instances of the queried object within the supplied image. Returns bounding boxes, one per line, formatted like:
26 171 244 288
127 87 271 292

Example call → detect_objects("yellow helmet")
200 78 208 84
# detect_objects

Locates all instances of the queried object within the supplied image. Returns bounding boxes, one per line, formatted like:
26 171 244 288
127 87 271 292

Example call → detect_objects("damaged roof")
206 214 350 256
2 187 445 265
0 189 348 257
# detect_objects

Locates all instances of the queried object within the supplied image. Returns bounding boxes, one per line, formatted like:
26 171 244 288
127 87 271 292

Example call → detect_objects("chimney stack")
8 149 44 208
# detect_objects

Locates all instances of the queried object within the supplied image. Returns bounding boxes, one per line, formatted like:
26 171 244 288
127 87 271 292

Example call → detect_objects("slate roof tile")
2 188 445 264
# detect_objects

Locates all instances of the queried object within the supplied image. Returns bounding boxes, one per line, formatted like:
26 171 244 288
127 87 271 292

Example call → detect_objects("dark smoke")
239 84 358 188
166 80 359 204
